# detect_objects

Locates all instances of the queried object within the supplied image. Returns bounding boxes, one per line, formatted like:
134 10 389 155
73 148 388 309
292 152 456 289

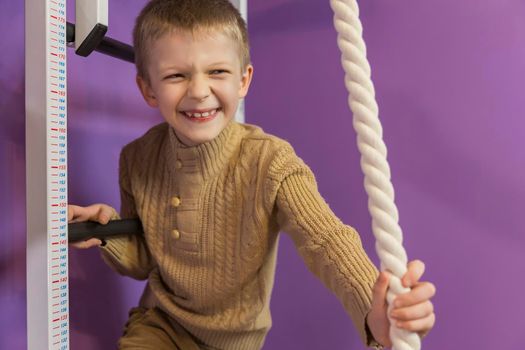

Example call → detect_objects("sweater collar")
166 120 241 178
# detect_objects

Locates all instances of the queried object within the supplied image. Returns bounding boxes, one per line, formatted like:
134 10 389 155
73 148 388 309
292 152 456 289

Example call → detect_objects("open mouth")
180 108 221 123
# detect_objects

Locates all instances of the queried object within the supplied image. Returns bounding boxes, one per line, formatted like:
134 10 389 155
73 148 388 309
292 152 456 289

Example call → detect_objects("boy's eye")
165 73 184 80
210 69 228 75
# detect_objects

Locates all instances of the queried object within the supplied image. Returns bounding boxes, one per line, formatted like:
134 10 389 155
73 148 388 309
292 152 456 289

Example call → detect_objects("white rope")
329 1 420 349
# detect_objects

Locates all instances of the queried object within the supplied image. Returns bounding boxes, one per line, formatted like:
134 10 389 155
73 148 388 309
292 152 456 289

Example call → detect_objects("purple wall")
1 0 28 348
2 0 524 349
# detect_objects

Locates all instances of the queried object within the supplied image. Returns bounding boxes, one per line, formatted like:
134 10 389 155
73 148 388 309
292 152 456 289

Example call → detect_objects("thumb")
70 238 103 249
372 271 390 310
368 271 393 348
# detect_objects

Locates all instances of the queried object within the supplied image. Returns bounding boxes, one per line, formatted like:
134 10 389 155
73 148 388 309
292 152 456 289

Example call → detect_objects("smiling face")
137 29 253 146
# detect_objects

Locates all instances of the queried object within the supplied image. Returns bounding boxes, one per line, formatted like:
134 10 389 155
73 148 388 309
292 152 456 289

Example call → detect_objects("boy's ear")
136 75 158 108
238 64 254 99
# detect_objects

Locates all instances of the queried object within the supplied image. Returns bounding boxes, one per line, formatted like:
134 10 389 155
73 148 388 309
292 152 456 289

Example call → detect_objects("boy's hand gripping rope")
329 1 420 349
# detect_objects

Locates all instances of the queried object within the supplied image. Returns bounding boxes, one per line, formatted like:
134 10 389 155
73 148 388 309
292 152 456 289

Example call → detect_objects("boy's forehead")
154 26 235 47
147 28 242 67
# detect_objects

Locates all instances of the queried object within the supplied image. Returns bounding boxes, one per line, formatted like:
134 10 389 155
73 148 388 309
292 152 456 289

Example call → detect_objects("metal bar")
66 22 134 63
93 35 135 63
68 219 143 242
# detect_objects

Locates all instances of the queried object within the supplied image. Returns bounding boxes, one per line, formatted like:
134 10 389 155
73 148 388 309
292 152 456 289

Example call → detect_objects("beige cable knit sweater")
100 120 378 349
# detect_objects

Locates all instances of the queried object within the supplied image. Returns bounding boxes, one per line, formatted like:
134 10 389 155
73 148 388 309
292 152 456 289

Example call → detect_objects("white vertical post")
26 0 69 348
229 0 248 123
230 0 248 22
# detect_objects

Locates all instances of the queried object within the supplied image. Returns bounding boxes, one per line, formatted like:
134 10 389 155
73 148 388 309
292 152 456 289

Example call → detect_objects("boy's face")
137 29 253 146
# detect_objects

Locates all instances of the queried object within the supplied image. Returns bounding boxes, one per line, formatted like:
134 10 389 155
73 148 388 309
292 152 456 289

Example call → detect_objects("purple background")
2 0 524 349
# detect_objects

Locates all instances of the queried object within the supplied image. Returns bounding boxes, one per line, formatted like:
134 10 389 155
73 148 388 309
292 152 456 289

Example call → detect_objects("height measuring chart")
26 0 69 349
24 0 245 348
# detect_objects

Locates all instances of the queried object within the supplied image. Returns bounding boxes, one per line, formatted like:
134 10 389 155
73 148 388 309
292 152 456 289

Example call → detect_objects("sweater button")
171 196 181 207
175 160 183 169
172 229 180 240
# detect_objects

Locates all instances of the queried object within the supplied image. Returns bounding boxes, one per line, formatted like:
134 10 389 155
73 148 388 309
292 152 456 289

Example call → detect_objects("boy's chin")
169 115 232 146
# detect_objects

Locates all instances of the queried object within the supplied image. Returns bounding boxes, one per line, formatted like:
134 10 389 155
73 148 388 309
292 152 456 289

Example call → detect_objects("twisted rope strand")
329 0 420 349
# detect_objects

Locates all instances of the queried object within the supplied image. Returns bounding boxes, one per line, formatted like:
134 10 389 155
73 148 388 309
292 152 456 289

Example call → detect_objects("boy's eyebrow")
156 64 185 72
158 61 233 70
208 61 234 67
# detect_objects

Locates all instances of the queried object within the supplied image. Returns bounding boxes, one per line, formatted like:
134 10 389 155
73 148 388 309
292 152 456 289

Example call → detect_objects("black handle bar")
68 218 143 242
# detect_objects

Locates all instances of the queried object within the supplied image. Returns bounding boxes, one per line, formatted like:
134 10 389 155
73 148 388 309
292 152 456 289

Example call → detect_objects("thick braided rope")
329 1 420 349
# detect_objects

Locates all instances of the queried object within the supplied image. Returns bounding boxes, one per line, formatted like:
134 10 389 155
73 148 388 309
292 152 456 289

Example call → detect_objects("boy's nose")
187 76 210 101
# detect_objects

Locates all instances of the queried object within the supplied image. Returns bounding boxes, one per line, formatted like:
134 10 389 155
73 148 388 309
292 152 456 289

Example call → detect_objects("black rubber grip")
68 219 144 242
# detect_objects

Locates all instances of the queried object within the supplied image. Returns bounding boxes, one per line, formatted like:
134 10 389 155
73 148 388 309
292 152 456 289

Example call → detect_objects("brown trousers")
118 307 202 350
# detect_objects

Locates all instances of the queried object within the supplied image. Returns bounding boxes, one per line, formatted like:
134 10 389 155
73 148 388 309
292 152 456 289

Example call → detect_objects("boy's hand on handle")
366 260 436 348
68 203 116 249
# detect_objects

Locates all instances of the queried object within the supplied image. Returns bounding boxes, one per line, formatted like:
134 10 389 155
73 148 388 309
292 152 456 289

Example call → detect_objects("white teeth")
184 109 218 118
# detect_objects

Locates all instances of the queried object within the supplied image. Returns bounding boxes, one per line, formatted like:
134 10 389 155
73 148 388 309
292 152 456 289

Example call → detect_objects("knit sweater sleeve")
99 147 155 280
266 143 379 346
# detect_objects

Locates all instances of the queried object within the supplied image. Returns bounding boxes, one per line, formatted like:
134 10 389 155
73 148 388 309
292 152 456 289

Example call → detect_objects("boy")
69 0 436 349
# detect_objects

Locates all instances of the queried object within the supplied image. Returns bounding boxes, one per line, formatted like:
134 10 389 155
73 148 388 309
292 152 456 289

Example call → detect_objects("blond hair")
133 0 250 81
